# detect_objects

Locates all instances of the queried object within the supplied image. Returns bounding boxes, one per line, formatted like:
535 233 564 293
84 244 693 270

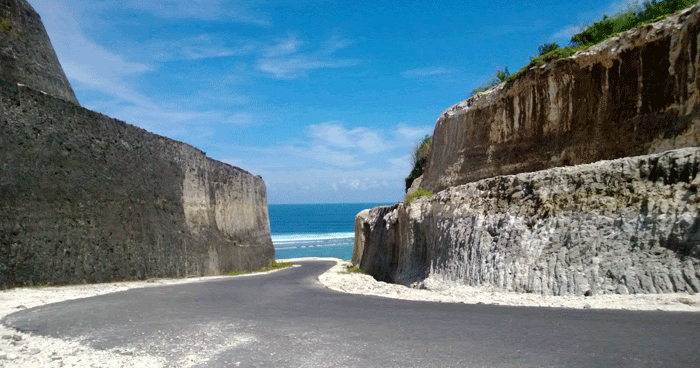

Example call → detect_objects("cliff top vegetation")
471 0 700 96
405 135 432 192
404 189 434 203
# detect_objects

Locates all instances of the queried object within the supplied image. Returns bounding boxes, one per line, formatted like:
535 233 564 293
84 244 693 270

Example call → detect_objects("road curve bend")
4 260 700 367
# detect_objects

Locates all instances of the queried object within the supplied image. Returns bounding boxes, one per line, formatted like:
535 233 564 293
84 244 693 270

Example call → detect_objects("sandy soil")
1 258 698 367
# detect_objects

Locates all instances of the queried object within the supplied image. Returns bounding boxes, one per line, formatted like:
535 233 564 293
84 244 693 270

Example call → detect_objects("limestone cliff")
356 5 700 295
420 4 700 194
0 80 274 288
0 0 274 288
0 0 78 104
355 148 700 295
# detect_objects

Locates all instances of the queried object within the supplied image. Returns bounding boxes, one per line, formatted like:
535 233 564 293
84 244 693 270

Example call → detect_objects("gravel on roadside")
1 257 698 367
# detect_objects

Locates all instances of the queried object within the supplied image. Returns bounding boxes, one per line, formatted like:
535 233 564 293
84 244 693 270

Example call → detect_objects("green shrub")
571 0 699 46
511 46 584 80
0 18 12 34
404 189 434 203
471 67 510 96
495 67 510 82
537 42 559 56
405 135 432 192
471 0 699 95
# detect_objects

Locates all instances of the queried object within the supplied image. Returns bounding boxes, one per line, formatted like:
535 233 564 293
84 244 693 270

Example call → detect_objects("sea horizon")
269 202 391 260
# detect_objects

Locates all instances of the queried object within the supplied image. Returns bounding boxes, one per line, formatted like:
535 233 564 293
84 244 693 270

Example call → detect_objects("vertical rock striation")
0 0 78 104
0 81 274 288
0 0 274 289
420 4 700 194
356 148 700 295
355 5 700 296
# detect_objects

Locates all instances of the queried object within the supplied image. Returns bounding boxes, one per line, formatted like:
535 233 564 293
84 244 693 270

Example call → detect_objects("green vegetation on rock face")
225 261 293 276
405 135 432 192
571 0 699 47
404 189 434 203
537 42 560 56
471 67 510 95
471 0 700 96
0 18 13 34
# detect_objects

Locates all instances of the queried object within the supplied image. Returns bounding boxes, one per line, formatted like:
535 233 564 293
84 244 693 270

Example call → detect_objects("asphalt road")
4 260 700 367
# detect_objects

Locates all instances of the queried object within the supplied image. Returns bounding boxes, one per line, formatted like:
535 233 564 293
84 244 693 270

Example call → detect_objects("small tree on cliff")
471 67 510 95
537 43 559 56
405 135 432 192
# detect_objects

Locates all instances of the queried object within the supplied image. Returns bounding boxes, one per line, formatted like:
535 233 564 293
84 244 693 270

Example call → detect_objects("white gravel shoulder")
0 266 295 368
1 257 698 367
312 258 700 312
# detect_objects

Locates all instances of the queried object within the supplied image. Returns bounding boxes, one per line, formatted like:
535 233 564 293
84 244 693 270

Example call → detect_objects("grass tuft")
225 261 293 276
342 264 366 274
404 189 434 203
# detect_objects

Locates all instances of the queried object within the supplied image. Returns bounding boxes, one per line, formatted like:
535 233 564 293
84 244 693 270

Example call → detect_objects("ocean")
269 203 390 260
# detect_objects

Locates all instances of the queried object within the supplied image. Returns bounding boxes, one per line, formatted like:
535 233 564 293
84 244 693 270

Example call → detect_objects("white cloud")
257 35 359 79
147 35 256 61
257 165 407 204
102 104 257 144
309 122 388 154
120 0 270 25
402 67 455 78
309 122 354 148
30 0 262 146
338 178 390 191
264 35 303 57
289 145 362 168
323 34 355 54
257 56 358 79
356 131 385 154
395 124 433 141
345 179 361 190
31 0 154 107
388 155 412 172
551 25 582 42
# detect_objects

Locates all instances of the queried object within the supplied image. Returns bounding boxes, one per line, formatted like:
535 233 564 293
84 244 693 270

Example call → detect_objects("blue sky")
30 0 643 204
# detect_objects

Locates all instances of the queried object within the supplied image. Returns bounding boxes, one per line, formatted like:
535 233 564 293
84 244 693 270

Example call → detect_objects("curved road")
4 260 700 367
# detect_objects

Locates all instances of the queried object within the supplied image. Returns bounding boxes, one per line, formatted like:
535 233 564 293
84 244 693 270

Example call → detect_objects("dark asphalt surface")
4 260 700 367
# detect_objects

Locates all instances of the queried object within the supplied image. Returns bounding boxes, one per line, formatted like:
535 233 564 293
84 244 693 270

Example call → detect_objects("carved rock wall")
421 4 700 193
356 148 700 295
0 0 78 104
0 81 274 288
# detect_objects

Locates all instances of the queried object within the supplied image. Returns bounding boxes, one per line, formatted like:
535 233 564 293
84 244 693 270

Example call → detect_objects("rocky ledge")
355 148 700 296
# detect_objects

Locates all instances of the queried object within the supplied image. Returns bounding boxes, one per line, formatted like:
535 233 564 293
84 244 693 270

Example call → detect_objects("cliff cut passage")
420 4 700 194
0 0 78 104
0 80 275 288
355 148 700 296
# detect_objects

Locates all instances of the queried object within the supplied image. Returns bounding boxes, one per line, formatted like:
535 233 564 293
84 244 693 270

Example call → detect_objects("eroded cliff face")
0 80 274 288
356 148 700 295
0 0 78 104
420 4 700 194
